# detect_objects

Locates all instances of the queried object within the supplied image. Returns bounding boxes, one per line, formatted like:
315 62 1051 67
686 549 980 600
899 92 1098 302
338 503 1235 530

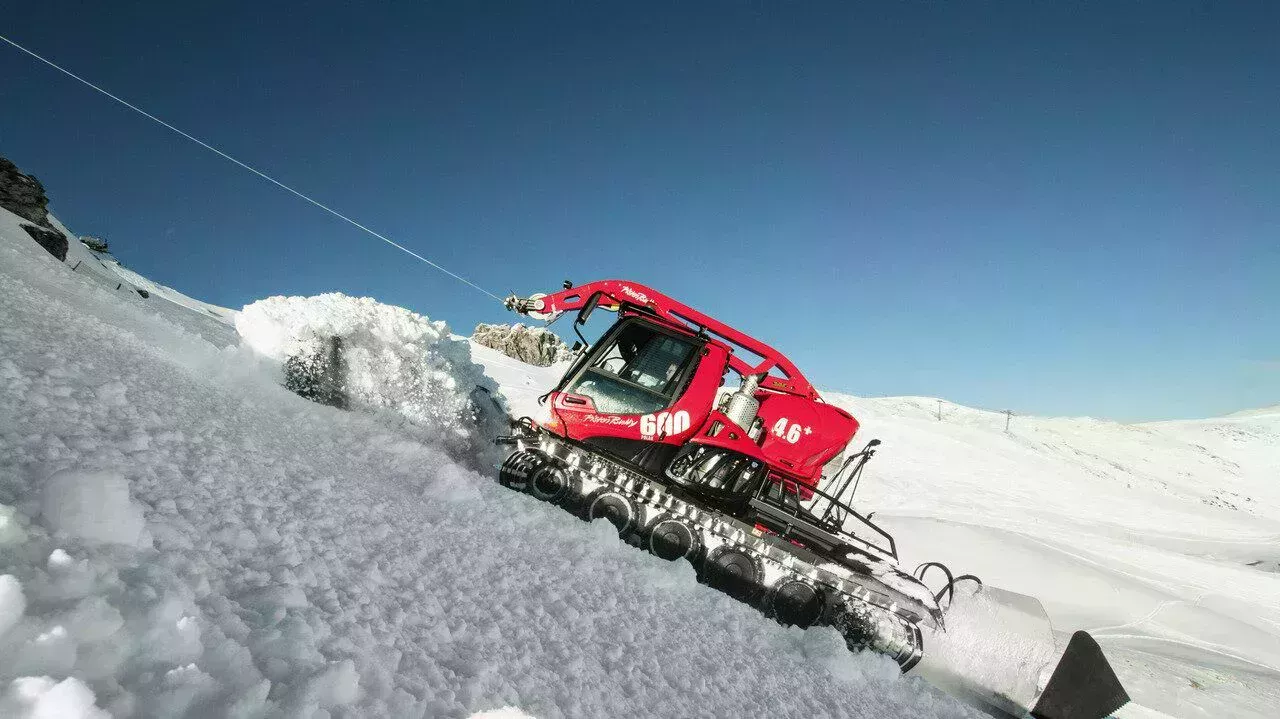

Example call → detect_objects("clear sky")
2 2 1276 421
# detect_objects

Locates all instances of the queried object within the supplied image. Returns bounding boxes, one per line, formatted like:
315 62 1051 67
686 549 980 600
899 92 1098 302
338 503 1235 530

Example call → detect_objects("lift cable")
0 33 504 302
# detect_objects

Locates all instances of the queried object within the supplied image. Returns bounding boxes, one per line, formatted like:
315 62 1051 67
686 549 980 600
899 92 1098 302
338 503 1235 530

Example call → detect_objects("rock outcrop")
80 235 109 253
20 224 69 262
1 155 68 261
471 323 571 367
0 156 52 226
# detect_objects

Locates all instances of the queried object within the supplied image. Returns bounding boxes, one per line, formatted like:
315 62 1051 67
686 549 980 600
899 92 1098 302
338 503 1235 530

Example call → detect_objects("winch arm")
505 279 818 399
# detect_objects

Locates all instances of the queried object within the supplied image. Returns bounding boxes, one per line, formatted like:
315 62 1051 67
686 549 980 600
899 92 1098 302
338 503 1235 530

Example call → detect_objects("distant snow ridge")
236 293 506 462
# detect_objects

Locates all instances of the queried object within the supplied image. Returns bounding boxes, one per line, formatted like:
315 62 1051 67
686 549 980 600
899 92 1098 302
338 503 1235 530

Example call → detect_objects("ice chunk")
17 626 77 676
46 549 72 569
469 708 539 719
0 676 111 719
0 575 26 638
0 504 28 546
59 596 124 642
41 469 147 546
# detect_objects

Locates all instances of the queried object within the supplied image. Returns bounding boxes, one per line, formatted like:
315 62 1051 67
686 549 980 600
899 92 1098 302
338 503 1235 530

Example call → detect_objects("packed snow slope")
3 205 1277 718
51 214 239 348
1 208 977 718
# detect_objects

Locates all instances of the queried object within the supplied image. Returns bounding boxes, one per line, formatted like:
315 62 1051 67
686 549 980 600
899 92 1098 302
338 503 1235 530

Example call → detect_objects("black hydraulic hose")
914 561 957 605
914 562 985 608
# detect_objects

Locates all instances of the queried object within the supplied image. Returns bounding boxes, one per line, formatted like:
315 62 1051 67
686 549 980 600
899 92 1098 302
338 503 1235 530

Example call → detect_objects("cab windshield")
566 320 698 415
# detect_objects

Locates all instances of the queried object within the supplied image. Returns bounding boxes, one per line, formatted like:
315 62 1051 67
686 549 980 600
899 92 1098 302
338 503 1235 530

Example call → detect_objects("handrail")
752 476 898 561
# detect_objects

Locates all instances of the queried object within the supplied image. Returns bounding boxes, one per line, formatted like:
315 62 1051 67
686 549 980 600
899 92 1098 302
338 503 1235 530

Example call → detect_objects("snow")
1 207 979 718
52 216 240 349
236 294 505 464
0 575 26 639
464 339 567 420
467 708 539 719
2 203 1277 717
820 394 1280 717
0 504 29 547
41 469 149 547
919 581 1073 716
0 676 110 719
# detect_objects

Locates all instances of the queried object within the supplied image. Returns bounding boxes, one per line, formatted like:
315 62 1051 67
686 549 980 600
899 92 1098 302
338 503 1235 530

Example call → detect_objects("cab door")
547 317 728 470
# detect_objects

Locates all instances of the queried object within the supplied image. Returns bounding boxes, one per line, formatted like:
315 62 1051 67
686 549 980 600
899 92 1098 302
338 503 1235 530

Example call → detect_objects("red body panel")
511 280 859 490
754 394 858 480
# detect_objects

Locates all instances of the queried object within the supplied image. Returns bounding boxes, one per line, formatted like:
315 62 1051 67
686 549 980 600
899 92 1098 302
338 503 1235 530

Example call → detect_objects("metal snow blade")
1032 631 1130 719
910 581 1129 719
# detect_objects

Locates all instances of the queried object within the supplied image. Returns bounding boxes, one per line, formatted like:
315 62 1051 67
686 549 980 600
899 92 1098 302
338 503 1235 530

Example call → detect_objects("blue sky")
2 2 1276 421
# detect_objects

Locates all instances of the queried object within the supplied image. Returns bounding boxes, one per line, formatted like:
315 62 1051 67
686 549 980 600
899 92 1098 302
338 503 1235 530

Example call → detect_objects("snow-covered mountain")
2 207 1277 718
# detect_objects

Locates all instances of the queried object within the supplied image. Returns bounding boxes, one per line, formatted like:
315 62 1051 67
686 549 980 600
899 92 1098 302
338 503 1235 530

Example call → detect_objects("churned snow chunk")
0 504 28 546
469 708 539 719
41 469 147 546
0 676 111 719
235 293 504 461
94 380 129 407
46 549 73 569
0 575 26 639
297 659 360 708
60 596 124 642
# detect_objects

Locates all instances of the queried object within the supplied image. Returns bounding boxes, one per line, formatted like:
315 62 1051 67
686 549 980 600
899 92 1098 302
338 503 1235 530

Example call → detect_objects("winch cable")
0 33 504 303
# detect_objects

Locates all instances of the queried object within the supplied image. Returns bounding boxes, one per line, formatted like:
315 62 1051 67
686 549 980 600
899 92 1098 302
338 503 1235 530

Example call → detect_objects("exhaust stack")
723 373 763 432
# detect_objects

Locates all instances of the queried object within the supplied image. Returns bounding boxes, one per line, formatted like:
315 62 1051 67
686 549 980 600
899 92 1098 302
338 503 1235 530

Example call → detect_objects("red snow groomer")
498 280 1128 719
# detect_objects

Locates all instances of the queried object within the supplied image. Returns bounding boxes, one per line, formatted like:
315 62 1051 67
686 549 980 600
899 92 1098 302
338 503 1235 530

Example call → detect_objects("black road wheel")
646 517 700 561
585 492 636 536
703 547 761 601
529 464 570 503
770 580 824 628
498 450 540 491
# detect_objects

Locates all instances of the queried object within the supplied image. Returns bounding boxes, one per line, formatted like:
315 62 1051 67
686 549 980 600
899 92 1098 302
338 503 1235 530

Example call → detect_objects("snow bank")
236 293 505 463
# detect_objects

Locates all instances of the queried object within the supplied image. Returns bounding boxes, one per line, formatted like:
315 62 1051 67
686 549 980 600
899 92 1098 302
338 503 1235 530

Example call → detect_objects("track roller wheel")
646 516 701 562
585 491 637 536
528 464 571 503
770 580 824 628
498 449 541 492
702 546 761 601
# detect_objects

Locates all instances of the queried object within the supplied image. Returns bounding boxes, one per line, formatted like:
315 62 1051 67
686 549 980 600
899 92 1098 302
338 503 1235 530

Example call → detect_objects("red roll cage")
506 279 818 400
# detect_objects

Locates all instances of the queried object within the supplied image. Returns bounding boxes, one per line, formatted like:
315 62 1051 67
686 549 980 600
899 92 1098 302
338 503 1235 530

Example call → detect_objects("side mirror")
577 292 601 325
866 439 881 448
